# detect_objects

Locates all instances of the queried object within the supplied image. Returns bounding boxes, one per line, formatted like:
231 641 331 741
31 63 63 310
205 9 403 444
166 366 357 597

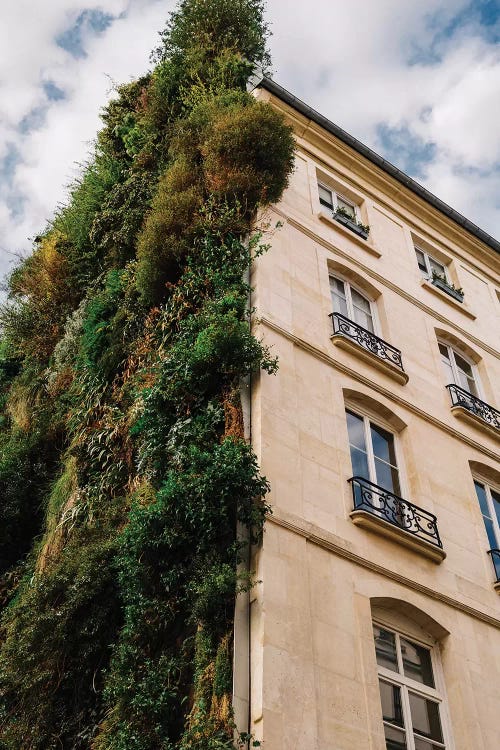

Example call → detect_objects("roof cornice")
255 76 500 258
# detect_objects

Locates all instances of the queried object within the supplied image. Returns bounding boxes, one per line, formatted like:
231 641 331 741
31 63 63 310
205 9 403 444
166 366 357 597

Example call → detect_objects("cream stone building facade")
234 78 500 750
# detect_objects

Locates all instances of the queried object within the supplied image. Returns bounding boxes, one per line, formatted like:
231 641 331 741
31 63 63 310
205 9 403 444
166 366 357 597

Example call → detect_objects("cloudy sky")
0 0 499 283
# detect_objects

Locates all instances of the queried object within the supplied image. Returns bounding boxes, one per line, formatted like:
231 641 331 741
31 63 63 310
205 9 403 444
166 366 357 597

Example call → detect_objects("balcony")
446 384 500 437
329 312 408 385
348 476 445 563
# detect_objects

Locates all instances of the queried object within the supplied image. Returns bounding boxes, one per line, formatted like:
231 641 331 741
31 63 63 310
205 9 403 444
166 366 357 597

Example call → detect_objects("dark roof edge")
257 76 500 257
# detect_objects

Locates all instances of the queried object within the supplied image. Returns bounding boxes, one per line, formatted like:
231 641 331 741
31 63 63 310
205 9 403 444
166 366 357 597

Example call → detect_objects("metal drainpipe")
233 262 252 747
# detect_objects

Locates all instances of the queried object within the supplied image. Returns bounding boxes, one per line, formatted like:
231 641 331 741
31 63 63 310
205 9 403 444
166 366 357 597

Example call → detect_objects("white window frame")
438 341 481 398
345 408 404 497
373 620 453 750
318 182 360 221
414 246 449 282
330 275 378 334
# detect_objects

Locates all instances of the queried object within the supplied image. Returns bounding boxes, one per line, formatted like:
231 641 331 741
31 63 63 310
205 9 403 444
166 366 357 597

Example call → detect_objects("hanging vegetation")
0 1 294 748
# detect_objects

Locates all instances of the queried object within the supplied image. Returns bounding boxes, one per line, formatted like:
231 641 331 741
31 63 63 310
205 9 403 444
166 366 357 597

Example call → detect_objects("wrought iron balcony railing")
446 384 500 431
487 549 500 583
329 312 405 373
348 476 443 549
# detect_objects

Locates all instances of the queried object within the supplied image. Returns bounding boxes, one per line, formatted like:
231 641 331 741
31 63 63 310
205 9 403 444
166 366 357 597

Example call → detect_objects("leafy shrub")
1 233 74 364
0 525 122 749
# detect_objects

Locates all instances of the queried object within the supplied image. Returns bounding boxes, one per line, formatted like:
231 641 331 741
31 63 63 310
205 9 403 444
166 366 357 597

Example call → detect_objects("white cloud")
266 0 500 236
0 0 171 279
0 0 499 287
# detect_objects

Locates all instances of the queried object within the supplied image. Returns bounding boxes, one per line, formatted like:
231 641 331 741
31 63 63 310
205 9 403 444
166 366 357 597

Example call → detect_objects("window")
373 623 447 750
318 183 357 220
330 276 375 332
438 343 479 397
474 480 500 579
346 409 400 495
414 247 447 281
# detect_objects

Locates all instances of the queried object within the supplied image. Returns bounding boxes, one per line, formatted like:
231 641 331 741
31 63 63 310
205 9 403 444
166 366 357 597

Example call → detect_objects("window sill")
318 209 381 257
421 279 476 320
493 581 500 595
450 405 500 440
350 509 446 564
331 333 409 385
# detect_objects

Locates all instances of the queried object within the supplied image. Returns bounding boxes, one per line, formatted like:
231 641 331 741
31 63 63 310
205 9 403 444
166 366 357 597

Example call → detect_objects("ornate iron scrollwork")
329 312 404 372
446 384 500 431
349 476 442 548
487 549 500 583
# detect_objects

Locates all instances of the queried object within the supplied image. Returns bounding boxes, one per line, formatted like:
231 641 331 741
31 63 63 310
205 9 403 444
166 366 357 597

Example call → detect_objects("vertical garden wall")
0 1 294 748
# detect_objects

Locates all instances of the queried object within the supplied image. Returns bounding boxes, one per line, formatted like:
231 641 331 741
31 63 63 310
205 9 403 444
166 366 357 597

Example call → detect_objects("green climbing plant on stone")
0 1 295 748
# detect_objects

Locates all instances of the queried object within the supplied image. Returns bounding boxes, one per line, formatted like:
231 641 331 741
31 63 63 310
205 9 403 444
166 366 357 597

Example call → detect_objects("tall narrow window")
330 276 375 333
373 623 447 750
438 343 479 397
474 480 500 580
346 409 400 495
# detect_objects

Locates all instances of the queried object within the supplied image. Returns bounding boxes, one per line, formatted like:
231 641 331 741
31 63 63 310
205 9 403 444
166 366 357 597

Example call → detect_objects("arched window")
470 463 500 582
345 408 400 495
371 600 452 750
330 275 375 333
438 341 479 397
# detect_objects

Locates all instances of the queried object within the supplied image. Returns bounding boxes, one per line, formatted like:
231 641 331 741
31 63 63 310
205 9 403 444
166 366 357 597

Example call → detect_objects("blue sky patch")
18 106 47 135
0 144 22 188
376 124 437 179
56 9 115 59
0 145 26 221
43 80 66 102
407 1 500 66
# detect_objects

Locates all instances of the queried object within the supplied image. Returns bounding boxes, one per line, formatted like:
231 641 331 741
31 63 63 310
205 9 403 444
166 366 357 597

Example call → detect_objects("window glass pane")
346 410 366 451
373 625 398 672
353 306 374 332
330 277 345 297
454 352 473 378
385 725 407 750
336 195 356 218
474 482 498 548
371 424 397 465
350 446 370 481
415 248 428 275
453 353 478 396
330 277 349 317
492 490 500 531
351 288 371 314
438 343 449 360
438 345 454 384
400 638 435 687
351 289 374 332
374 458 401 496
409 693 443 742
379 680 404 727
474 481 490 517
346 411 369 481
319 184 333 209
482 514 498 550
414 739 444 750
429 257 446 278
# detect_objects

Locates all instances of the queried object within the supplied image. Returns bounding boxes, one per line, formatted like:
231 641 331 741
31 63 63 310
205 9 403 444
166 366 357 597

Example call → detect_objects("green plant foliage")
0 521 123 749
0 428 56 576
0 0 295 747
156 0 271 76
